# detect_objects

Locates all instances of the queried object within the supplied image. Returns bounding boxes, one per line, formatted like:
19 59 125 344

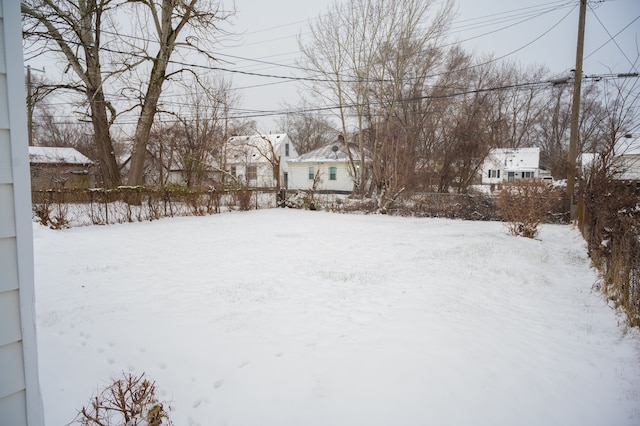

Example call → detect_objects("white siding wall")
288 163 314 190
0 1 45 424
288 162 355 192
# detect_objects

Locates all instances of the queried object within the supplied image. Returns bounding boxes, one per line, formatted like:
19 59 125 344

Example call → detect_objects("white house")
225 134 297 188
613 134 640 181
581 134 640 181
287 137 367 192
481 147 549 185
0 1 45 424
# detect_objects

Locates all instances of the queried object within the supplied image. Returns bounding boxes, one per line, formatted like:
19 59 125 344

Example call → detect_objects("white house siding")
614 135 640 181
614 155 640 181
288 161 356 192
481 147 542 185
226 134 298 188
0 1 45 424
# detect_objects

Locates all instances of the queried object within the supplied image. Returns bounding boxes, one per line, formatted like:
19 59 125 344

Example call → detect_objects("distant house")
29 146 95 189
582 134 640 181
481 147 549 185
225 134 297 188
613 134 640 181
287 136 368 192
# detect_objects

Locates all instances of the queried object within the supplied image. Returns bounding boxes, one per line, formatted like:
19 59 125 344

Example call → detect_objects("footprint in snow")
214 380 224 389
238 361 249 368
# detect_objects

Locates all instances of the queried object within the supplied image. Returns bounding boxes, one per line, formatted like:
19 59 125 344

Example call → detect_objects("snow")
28 146 93 165
33 209 640 425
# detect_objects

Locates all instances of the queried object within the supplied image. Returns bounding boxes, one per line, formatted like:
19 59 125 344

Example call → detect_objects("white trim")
3 0 45 424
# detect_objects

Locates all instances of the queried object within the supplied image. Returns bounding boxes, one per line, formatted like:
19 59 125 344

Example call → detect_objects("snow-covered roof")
29 146 93 165
485 147 540 171
289 141 366 163
225 134 293 163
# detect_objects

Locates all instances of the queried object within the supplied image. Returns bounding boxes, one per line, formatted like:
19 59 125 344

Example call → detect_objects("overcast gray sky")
25 0 640 134
219 0 639 131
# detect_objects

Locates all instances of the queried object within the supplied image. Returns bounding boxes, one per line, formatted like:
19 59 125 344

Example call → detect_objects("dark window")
309 166 314 180
247 165 257 181
329 166 337 180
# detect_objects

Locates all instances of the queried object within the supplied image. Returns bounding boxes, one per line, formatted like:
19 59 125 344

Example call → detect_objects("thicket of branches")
495 180 563 238
580 176 640 327
577 69 640 327
72 373 173 426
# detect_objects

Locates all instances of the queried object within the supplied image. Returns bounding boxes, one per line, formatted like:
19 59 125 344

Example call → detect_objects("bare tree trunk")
127 0 194 186
22 0 122 188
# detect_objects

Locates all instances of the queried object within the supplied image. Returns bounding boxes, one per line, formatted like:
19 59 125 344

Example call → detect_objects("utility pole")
25 65 45 146
566 0 587 219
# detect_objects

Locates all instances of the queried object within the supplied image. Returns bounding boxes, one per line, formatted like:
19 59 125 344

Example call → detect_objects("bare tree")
535 82 572 177
22 0 234 188
300 0 454 204
534 79 608 178
277 104 337 154
146 76 246 187
22 0 123 187
32 102 96 157
123 0 233 186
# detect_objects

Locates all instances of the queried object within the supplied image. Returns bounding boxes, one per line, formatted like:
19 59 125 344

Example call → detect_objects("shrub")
32 190 70 229
71 372 173 426
495 179 559 238
236 189 252 211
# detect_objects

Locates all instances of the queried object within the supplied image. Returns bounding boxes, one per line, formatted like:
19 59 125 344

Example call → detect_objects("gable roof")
29 146 93 165
289 141 367 163
484 147 540 170
226 134 291 163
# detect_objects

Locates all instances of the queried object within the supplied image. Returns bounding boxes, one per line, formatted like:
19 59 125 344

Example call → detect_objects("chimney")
337 134 345 143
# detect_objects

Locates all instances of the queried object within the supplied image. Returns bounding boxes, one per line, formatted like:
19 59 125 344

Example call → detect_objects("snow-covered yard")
33 209 640 425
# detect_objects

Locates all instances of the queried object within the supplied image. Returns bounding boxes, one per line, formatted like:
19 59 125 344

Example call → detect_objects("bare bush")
236 189 252 211
71 372 173 426
33 190 70 229
579 180 640 327
495 179 560 238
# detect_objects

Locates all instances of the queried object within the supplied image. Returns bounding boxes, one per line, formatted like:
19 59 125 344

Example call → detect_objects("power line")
586 6 639 72
36 72 638 124
27 0 580 84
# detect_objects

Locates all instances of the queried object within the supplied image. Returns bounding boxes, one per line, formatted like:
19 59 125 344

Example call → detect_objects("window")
285 143 290 157
522 171 534 178
247 165 257 181
329 166 337 180
230 165 236 177
308 166 315 180
488 169 500 178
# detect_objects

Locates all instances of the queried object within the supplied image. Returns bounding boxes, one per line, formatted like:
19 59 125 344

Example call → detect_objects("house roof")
614 134 640 156
485 147 540 171
227 134 291 163
289 141 367 163
29 146 93 165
